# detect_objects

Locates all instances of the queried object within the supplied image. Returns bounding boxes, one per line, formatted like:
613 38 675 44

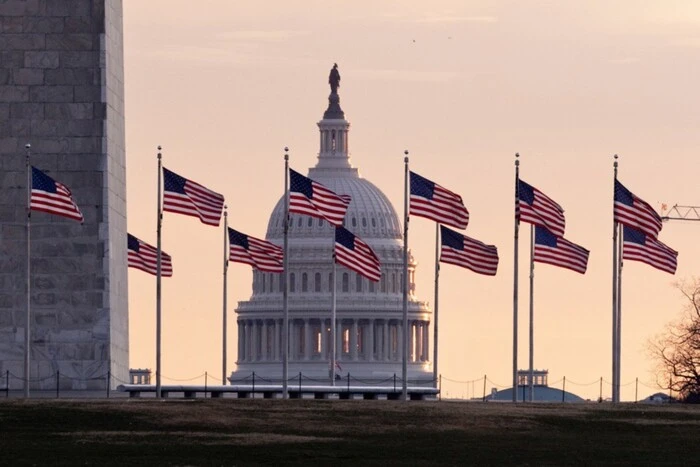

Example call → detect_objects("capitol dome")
230 69 432 386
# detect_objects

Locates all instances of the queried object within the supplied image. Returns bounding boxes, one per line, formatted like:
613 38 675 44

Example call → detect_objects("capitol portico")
230 68 433 385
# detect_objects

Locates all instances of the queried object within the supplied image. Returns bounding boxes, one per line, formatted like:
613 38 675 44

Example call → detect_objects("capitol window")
355 274 362 292
290 273 296 293
369 280 375 293
302 273 308 292
371 218 376 228
307 217 313 227
362 217 367 227
342 273 349 292
314 273 321 292
352 217 357 227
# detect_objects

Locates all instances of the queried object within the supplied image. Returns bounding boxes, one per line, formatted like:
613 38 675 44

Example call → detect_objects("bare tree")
648 278 700 402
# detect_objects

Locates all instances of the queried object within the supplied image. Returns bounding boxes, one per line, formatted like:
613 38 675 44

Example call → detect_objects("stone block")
1 17 24 33
59 51 97 68
31 119 95 137
0 103 9 119
0 70 10 85
45 103 93 119
24 16 64 33
13 68 44 85
68 136 101 153
46 33 95 51
46 0 91 17
0 85 29 102
0 118 31 137
0 51 25 69
64 16 99 33
35 293 57 306
0 34 46 51
29 85 73 102
9 102 43 119
74 85 101 102
0 0 44 16
24 51 59 69
44 68 97 85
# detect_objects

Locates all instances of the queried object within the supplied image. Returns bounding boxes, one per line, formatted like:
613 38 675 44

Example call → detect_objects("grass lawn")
1 399 698 466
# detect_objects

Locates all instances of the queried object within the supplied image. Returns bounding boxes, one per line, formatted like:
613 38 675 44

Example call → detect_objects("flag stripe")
614 180 662 238
335 226 381 282
289 169 350 226
162 167 225 226
517 179 565 237
439 225 498 276
127 234 173 277
30 167 84 223
228 228 283 273
533 226 589 274
409 171 469 229
622 227 677 274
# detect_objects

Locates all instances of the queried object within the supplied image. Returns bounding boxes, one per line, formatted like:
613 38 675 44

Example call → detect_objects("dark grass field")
1 399 699 466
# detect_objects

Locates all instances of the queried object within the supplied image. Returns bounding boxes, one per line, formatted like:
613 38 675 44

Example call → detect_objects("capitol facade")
230 72 433 385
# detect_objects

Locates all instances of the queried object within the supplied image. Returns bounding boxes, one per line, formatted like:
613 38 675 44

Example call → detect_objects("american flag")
533 226 589 274
614 180 662 239
30 166 84 223
228 228 283 273
517 179 565 237
623 226 677 274
410 171 469 229
439 225 498 276
334 226 381 282
163 167 225 226
289 169 350 226
127 234 173 277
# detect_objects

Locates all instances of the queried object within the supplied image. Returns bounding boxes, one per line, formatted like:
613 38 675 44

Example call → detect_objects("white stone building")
230 71 433 386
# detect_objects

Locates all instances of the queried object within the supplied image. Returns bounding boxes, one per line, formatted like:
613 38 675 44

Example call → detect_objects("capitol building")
230 71 433 385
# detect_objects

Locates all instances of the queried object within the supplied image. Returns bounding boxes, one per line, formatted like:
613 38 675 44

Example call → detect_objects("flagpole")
156 146 163 398
528 224 534 402
513 153 520 402
433 222 440 388
611 154 618 403
282 148 290 398
331 255 337 386
24 143 31 399
402 151 409 400
222 207 228 385
616 222 623 402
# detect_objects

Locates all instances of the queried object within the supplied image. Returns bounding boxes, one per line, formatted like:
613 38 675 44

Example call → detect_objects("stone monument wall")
0 0 128 390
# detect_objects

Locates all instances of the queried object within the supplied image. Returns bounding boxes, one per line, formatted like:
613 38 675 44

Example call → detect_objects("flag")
517 179 565 237
410 171 469 229
289 169 350 226
533 226 589 274
127 234 173 277
228 228 283 273
614 180 662 239
30 166 84 223
439 225 498 276
623 226 677 274
334 226 381 282
163 167 225 226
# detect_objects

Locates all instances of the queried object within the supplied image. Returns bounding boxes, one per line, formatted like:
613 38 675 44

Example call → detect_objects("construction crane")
660 204 700 222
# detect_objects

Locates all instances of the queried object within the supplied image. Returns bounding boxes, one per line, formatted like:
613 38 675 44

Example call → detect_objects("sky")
123 1 700 400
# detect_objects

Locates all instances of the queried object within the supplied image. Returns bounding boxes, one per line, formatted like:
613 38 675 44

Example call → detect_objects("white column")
351 320 358 361
237 321 244 363
383 320 389 361
396 321 403 362
320 319 328 359
336 321 343 359
245 320 252 362
261 320 268 361
423 321 429 362
304 319 311 360
368 320 375 361
273 319 279 360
